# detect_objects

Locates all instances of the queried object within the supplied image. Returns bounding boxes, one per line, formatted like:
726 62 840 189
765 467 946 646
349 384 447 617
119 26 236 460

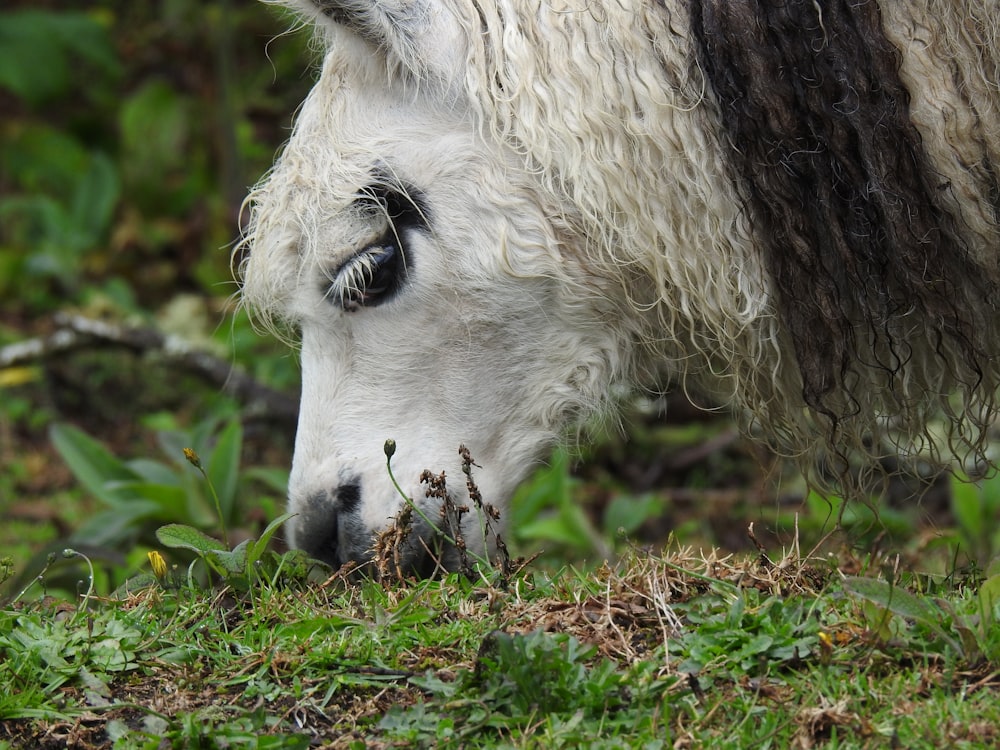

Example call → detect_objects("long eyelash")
331 245 396 310
324 178 424 311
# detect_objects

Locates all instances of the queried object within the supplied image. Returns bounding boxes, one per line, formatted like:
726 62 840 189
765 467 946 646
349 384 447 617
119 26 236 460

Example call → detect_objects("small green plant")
950 471 1000 568
0 580 144 720
381 629 635 745
50 416 283 551
134 442 298 592
0 10 122 304
154 512 293 592
844 570 1000 663
799 489 917 545
470 630 626 714
676 588 819 677
508 448 610 560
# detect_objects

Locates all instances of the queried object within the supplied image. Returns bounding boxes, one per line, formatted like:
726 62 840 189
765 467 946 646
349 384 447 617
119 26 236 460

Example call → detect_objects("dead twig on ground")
0 313 297 423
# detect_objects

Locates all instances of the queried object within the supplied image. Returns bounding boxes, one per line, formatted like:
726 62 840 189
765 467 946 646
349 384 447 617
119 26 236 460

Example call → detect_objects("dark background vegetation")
0 0 312 589
1 0 994 598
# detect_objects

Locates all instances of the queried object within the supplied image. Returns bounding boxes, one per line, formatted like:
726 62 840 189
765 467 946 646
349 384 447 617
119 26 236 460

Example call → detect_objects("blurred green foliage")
0 0 314 584
0 0 314 313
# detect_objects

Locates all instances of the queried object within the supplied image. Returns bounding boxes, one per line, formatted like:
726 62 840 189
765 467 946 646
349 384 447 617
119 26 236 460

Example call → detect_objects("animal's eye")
332 239 405 311
326 180 428 311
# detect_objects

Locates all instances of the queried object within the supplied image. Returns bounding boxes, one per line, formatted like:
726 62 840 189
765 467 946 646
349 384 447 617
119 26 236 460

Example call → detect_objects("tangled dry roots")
373 445 514 583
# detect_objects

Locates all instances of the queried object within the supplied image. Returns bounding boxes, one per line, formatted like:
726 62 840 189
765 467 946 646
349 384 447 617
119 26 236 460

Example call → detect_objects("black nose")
292 482 364 568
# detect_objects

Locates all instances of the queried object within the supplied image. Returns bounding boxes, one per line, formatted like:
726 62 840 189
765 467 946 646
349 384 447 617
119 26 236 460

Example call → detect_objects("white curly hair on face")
239 0 1000 574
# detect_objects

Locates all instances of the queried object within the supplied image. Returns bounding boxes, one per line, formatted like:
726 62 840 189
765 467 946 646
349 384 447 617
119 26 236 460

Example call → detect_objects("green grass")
1 536 998 749
3 414 1000 748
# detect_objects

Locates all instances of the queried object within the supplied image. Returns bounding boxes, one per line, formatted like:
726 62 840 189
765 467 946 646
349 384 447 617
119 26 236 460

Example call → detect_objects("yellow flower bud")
148 550 168 579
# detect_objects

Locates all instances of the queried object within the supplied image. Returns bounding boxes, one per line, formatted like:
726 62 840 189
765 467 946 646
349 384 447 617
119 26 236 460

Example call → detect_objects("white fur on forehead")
266 0 468 85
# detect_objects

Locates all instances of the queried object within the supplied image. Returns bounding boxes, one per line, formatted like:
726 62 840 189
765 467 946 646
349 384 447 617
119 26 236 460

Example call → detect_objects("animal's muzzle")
289 480 445 577
291 482 366 569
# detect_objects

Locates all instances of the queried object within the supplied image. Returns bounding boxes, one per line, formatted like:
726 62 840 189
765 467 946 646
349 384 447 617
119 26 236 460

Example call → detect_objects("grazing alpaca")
239 0 1000 572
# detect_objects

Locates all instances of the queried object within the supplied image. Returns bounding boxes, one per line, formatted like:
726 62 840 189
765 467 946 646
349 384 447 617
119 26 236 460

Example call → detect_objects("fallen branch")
1 313 298 423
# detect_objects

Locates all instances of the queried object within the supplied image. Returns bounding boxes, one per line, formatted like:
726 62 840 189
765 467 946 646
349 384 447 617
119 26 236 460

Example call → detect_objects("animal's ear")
295 0 465 82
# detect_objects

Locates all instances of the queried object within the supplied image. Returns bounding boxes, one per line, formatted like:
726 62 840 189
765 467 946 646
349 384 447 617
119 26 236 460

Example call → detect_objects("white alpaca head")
240 2 630 571
241 0 1000 573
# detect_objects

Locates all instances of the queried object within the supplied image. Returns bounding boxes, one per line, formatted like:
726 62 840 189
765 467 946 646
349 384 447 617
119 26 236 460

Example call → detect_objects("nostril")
336 482 361 514
293 490 340 566
293 482 364 568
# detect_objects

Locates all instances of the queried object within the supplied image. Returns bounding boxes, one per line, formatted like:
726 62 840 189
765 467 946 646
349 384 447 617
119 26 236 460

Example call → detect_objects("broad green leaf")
50 423 138 506
517 513 590 547
243 467 289 494
112 573 159 599
105 481 188 519
276 616 366 639
210 540 249 576
181 488 219 530
0 126 90 195
951 474 984 539
604 493 663 536
510 449 573 528
119 80 194 211
67 152 119 247
71 502 162 547
979 574 1000 627
189 417 222 456
844 577 938 621
0 11 120 105
248 512 295 568
156 524 227 555
156 428 197 469
125 458 182 486
207 419 242 520
735 634 775 666
120 81 188 159
977 472 1000 514
843 576 963 656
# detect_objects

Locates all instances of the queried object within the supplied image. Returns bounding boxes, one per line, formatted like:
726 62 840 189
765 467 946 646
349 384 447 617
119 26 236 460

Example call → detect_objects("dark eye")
325 180 428 311
333 240 405 311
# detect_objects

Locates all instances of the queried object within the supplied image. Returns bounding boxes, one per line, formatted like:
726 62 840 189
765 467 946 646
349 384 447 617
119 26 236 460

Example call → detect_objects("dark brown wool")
689 0 993 429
